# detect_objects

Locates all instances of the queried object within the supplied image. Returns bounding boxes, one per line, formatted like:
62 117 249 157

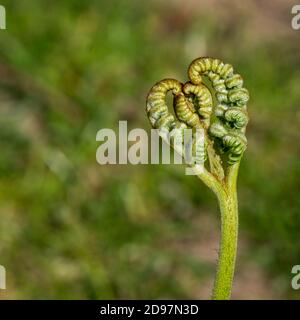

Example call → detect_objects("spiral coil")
146 57 249 167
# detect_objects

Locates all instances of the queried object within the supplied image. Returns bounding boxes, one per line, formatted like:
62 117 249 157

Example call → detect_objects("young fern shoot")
146 57 249 300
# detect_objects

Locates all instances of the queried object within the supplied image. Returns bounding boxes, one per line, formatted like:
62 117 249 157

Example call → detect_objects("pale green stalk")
194 163 239 300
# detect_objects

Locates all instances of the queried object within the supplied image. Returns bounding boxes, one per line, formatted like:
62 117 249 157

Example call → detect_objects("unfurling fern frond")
145 57 250 300
146 57 249 166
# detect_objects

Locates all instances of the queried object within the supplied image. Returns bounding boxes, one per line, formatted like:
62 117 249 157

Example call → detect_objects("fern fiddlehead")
146 57 250 299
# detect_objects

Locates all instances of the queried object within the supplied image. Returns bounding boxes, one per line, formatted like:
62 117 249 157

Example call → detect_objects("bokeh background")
0 0 299 299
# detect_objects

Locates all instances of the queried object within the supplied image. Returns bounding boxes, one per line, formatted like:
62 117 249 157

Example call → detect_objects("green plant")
146 57 249 299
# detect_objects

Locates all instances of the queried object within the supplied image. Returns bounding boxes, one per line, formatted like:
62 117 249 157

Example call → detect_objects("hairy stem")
212 163 239 300
212 186 238 299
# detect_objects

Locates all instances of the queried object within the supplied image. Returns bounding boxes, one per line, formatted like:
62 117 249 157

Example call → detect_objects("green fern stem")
212 164 239 300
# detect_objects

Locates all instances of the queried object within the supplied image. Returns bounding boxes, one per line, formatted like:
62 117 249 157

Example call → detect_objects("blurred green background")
0 0 299 299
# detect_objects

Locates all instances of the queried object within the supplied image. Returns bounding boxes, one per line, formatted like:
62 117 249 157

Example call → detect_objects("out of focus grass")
0 0 299 299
